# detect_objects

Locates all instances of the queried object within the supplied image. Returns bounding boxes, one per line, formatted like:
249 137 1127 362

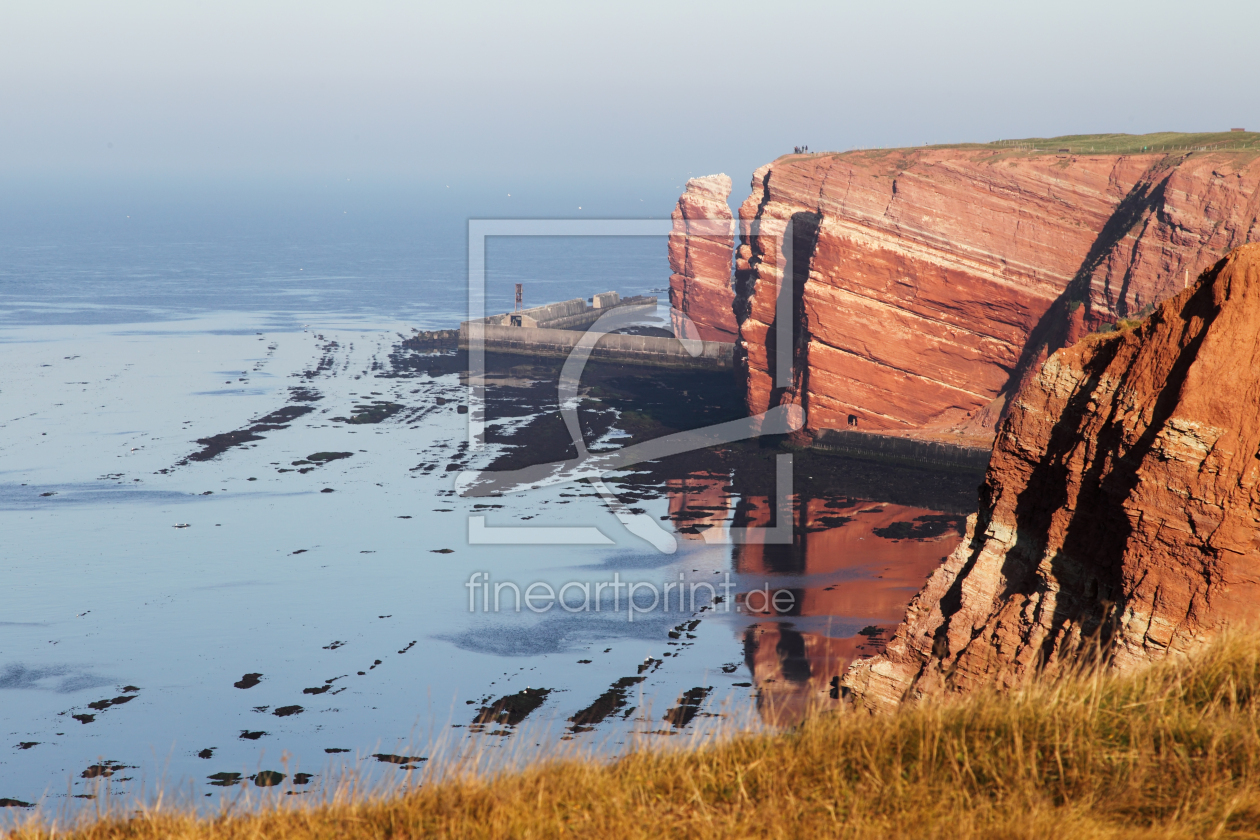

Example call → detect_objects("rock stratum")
668 174 738 342
727 142 1260 442
844 244 1260 712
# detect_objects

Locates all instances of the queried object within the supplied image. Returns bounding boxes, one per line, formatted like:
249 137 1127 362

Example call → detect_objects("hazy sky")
2 0 1257 198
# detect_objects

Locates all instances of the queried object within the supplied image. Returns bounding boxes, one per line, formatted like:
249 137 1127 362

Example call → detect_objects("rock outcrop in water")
730 147 1260 443
844 244 1260 712
669 174 738 342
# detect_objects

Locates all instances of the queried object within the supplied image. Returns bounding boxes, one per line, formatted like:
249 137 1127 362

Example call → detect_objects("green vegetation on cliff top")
12 632 1260 839
976 130 1260 154
790 131 1260 161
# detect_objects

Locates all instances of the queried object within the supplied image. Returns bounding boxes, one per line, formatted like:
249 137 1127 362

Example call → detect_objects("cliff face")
731 149 1260 442
668 174 738 342
844 244 1260 712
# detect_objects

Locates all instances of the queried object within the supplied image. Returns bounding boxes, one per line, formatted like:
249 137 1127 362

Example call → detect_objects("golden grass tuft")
12 632 1260 839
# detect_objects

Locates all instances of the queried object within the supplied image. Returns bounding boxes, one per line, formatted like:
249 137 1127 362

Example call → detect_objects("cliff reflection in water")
664 471 965 725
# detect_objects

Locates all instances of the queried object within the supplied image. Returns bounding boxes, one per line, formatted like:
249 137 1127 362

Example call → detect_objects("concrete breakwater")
811 429 990 472
407 291 736 369
472 293 659 331
459 323 734 369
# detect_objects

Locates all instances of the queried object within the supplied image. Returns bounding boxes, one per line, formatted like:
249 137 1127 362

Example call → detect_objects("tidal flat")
0 311 980 812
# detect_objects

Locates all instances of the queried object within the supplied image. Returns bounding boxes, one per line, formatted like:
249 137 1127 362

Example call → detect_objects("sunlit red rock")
729 149 1260 444
668 174 738 342
845 245 1260 711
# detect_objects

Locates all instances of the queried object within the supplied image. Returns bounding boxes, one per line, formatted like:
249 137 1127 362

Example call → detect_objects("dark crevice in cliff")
733 171 774 331
766 212 820 416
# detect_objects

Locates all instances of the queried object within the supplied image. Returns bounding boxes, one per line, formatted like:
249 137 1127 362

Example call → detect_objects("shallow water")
0 226 974 814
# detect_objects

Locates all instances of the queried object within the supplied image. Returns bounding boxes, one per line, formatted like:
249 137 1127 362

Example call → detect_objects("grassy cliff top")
975 131 1260 154
784 131 1260 163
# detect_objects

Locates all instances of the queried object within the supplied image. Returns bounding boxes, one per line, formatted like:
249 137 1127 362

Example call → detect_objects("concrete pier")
459 323 734 369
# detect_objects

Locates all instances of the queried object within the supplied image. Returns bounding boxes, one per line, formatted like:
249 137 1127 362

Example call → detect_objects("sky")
2 0 1258 213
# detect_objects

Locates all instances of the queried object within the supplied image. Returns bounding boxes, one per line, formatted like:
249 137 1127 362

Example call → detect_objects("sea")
0 177 972 815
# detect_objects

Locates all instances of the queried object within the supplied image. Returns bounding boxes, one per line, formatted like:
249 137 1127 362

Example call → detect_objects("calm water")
0 189 969 815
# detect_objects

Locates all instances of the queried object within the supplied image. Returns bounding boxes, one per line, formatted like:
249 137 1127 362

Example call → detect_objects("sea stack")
668 174 738 342
845 244 1260 712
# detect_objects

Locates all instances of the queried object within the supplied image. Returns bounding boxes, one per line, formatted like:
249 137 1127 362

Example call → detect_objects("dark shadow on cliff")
992 164 1176 429
926 257 1225 678
732 169 774 387
926 332 1124 664
1039 259 1223 664
764 211 820 422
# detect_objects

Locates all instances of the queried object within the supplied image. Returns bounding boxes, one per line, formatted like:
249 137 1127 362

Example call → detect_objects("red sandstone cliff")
844 244 1260 711
730 147 1260 443
668 174 738 342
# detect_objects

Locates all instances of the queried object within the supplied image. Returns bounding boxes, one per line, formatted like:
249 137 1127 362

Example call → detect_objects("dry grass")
12 633 1260 839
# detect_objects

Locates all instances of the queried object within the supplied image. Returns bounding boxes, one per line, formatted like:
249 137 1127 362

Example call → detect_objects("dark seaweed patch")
663 686 712 729
16 742 38 750
300 340 340 379
638 657 663 675
239 730 267 740
197 748 215 759
234 673 263 689
252 770 285 787
808 515 853 531
872 514 966 541
308 451 353 463
471 688 552 731
59 686 138 723
332 402 403 425
207 772 243 787
81 761 130 779
180 405 315 464
288 387 323 402
273 705 303 717
373 753 427 768
0 799 33 807
568 676 645 732
87 695 135 711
